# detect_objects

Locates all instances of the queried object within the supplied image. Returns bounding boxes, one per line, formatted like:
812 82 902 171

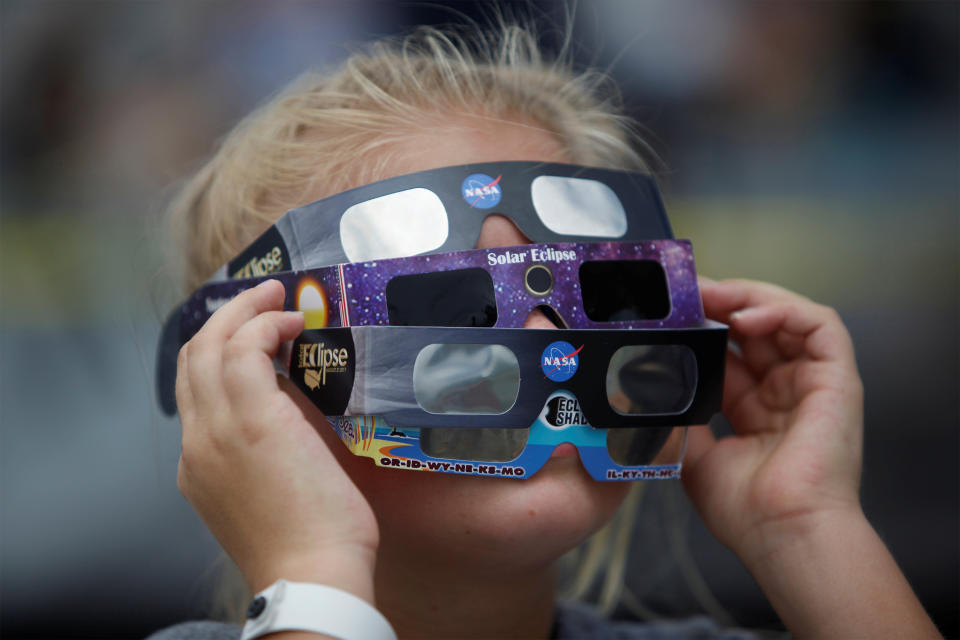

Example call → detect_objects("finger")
222 310 305 426
176 455 191 502
723 366 791 437
175 341 208 464
756 360 804 412
700 279 802 323
726 387 788 436
175 341 196 420
703 279 815 373
198 279 287 344
791 360 862 408
720 349 758 418
187 280 288 412
728 357 860 440
729 302 856 366
737 333 784 378
682 423 717 474
776 331 807 361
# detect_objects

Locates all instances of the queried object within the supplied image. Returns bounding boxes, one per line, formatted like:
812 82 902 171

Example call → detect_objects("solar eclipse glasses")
286 325 725 428
156 162 726 481
173 240 701 338
209 161 672 280
287 323 723 481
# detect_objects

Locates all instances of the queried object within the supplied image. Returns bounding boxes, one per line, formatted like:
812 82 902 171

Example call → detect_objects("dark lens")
606 345 697 415
420 427 528 462
386 268 497 327
579 260 670 321
606 427 674 466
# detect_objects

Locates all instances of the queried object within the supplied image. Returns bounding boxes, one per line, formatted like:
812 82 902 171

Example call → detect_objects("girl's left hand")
682 278 865 562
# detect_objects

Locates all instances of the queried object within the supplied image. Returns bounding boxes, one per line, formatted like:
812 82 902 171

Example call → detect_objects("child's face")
283 114 631 569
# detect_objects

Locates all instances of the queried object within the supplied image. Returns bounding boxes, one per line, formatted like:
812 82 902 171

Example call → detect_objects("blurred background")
1 1 956 637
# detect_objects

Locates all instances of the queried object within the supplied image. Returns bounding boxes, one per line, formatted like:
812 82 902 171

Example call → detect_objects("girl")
154 24 939 640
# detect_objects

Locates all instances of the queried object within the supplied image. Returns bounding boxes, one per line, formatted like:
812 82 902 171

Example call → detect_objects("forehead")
390 114 571 173
301 113 571 206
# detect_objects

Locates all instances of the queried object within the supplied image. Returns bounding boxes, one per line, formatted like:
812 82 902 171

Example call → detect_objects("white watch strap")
240 580 397 640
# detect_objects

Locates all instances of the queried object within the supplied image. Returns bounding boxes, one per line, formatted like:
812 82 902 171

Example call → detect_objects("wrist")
737 503 866 572
244 543 378 604
738 507 939 639
242 580 396 640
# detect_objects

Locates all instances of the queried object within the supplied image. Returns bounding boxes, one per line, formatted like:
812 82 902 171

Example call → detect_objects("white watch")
240 580 397 640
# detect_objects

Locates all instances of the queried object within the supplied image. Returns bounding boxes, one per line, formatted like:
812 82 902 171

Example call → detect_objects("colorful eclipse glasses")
155 162 727 480
326 400 686 482
285 325 726 430
157 162 675 415
209 162 672 281
158 240 711 413
281 323 724 481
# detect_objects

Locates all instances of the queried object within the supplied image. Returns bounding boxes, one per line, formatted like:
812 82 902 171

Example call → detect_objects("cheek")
291 383 630 567
348 448 630 568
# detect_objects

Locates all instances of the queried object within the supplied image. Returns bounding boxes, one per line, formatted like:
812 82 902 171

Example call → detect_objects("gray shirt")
148 601 764 639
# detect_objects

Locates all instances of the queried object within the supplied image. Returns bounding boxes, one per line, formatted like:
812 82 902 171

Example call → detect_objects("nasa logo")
541 340 582 382
461 173 502 209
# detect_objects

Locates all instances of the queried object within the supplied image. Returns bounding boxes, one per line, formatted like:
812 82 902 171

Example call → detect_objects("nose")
474 215 563 330
474 214 531 250
523 307 558 329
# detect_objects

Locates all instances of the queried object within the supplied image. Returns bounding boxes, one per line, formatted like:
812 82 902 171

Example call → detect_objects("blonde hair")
167 23 652 293
168 21 662 623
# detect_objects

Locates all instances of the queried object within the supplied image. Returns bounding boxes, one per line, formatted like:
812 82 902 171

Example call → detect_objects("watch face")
246 595 267 619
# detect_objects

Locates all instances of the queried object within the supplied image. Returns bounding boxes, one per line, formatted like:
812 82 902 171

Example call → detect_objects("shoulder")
554 602 765 640
147 606 765 640
146 621 241 640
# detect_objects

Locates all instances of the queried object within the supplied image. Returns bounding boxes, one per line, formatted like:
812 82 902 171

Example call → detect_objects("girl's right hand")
175 279 379 601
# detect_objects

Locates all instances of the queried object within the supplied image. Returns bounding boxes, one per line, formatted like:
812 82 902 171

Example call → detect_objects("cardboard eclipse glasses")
209 161 673 282
155 162 726 480
158 161 679 415
287 324 726 431
158 240 713 414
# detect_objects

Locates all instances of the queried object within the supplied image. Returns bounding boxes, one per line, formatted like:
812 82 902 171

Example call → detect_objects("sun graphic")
296 278 328 328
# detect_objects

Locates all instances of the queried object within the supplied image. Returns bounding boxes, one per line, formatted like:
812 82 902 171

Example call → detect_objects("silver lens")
339 188 449 262
606 345 697 415
530 176 627 238
413 344 520 414
420 427 528 462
